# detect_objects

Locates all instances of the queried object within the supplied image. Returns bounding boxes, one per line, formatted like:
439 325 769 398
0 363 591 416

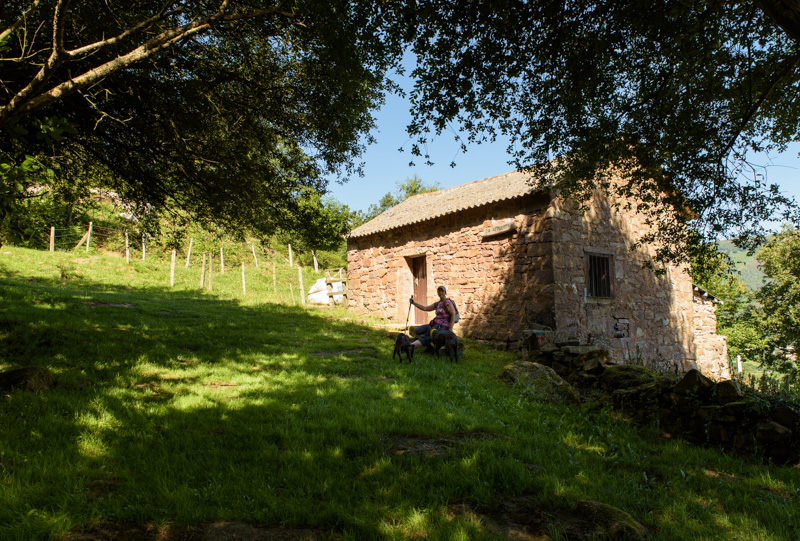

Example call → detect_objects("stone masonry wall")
693 294 730 380
548 188 700 374
348 186 730 380
347 193 555 341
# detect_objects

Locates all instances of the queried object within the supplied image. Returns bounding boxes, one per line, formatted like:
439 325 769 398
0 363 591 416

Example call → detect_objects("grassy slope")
1 247 799 540
717 240 765 292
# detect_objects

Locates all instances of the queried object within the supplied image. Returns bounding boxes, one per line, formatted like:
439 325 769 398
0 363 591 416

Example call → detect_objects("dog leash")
405 296 413 331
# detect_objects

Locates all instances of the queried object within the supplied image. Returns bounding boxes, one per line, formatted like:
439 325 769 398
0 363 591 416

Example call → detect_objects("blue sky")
327 89 800 218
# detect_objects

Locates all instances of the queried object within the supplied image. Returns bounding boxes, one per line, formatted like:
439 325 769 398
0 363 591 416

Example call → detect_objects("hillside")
1 246 799 539
717 239 765 291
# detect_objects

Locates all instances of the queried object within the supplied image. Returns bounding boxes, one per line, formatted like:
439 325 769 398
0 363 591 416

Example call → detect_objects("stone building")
347 170 730 379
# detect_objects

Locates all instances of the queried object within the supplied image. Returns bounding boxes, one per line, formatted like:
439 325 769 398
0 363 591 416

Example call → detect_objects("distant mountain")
717 239 765 291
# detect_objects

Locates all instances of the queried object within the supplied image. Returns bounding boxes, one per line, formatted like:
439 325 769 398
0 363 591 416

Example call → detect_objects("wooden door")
412 256 427 324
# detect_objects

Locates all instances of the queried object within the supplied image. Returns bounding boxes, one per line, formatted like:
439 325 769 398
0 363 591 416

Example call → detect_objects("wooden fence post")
186 238 193 267
288 243 293 267
86 222 93 253
208 253 213 291
220 246 224 274
200 252 207 288
170 250 176 287
251 245 259 268
49 227 55 252
298 266 305 305
125 231 130 263
312 250 319 273
242 263 246 296
142 235 146 261
325 269 332 307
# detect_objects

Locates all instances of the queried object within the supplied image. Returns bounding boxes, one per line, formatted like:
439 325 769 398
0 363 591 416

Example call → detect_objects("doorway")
411 256 427 324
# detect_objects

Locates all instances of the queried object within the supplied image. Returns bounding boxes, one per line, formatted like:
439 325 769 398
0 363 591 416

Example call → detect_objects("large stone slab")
500 361 580 405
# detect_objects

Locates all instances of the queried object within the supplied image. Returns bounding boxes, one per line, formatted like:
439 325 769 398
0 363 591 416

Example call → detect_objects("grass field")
1 246 799 540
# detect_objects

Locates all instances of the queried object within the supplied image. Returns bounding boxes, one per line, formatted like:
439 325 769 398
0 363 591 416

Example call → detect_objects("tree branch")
0 0 45 43
0 3 298 127
66 2 185 60
3 0 72 117
720 50 800 158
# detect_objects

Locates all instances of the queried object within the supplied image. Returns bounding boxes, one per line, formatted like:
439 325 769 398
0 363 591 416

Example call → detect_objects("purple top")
432 299 455 327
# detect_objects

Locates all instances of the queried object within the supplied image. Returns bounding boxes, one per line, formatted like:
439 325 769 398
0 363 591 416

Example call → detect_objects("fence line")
24 223 345 306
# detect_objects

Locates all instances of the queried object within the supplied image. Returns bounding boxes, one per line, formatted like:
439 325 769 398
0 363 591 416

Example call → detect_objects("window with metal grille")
587 253 613 298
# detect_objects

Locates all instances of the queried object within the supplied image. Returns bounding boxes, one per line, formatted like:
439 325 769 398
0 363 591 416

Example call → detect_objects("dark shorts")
414 323 449 347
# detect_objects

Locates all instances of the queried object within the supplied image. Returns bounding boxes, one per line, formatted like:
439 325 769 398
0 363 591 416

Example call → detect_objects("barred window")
586 252 613 298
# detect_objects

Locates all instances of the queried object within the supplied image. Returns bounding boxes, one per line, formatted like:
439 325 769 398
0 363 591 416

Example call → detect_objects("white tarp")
307 277 343 304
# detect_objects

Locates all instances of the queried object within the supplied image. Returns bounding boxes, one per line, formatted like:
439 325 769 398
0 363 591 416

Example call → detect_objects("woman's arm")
410 298 436 311
445 300 456 327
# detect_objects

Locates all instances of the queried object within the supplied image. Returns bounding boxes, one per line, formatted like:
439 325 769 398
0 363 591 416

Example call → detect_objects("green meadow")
1 246 798 540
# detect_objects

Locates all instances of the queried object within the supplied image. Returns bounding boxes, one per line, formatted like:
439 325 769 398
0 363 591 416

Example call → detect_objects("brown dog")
393 333 414 363
431 328 459 362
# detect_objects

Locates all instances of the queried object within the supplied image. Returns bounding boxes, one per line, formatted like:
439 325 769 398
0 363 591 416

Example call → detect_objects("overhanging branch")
0 0 45 43
720 50 800 159
0 1 299 128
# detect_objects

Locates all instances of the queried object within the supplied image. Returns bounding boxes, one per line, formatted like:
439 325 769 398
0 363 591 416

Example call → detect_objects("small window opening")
587 253 613 298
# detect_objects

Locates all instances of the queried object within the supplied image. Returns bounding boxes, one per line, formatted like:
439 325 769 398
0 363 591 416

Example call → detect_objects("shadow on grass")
1 267 799 540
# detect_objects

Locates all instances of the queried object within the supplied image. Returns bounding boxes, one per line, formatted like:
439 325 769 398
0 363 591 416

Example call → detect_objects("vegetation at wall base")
1 246 799 540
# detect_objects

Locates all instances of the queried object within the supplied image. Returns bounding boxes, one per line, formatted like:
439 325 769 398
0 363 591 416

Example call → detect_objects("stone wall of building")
693 293 730 380
347 193 555 340
547 189 699 372
347 186 731 379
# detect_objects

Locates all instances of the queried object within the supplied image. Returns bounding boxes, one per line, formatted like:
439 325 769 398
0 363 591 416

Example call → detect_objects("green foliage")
355 174 440 226
292 190 353 252
0 155 56 243
406 1 800 261
0 1 405 241
755 226 800 374
733 369 800 405
4 2 799 260
717 238 766 291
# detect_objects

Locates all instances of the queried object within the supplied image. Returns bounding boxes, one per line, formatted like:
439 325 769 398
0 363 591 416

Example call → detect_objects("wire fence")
30 222 349 305
51 225 93 251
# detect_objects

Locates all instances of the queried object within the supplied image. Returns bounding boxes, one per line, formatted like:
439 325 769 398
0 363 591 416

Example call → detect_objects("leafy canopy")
0 0 405 243
406 0 800 261
3 1 800 258
755 227 800 375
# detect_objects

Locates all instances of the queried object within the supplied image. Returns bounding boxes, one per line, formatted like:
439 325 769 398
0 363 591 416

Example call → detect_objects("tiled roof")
348 170 542 239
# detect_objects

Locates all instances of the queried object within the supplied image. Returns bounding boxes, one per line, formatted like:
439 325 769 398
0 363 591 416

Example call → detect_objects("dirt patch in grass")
61 522 331 540
85 478 120 500
383 432 501 458
452 494 648 540
83 301 135 308
310 349 372 357
205 380 238 389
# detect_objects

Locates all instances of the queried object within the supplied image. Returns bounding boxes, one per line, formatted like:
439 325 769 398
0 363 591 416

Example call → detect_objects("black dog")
393 333 414 363
430 328 459 362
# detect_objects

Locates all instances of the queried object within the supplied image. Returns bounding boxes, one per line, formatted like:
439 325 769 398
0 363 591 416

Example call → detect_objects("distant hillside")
717 239 765 291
